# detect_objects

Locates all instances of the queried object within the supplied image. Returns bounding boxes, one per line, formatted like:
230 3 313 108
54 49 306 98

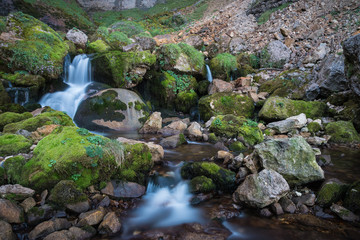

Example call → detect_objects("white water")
39 54 92 118
206 64 213 82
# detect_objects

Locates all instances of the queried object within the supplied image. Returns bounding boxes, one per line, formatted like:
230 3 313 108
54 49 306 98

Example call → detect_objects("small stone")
300 193 316 207
98 196 111 208
271 202 284 215
40 189 48 206
299 204 309 214
20 197 36 213
0 199 24 223
330 204 359 222
0 220 16 240
217 150 234 164
0 184 35 200
28 218 71 240
279 197 296 214
78 207 106 226
260 208 273 217
98 212 122 235
101 181 146 198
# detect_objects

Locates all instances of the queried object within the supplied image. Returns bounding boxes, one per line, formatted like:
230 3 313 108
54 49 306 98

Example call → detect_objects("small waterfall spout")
206 64 213 83
39 54 92 118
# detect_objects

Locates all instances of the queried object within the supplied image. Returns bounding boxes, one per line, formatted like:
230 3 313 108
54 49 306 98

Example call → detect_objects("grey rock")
299 193 316 207
236 167 250 182
158 120 188 137
0 220 16 240
208 79 234 95
78 207 106 226
43 230 73 240
305 83 320 100
159 134 187 149
139 112 162 134
299 204 309 214
27 205 54 226
255 136 324 185
20 197 36 213
267 40 291 64
66 201 90 214
233 169 290 208
279 197 296 213
66 29 88 48
185 122 203 140
29 218 71 240
0 199 23 223
259 208 273 217
330 204 359 222
101 181 146 198
98 196 111 208
287 113 307 128
184 35 204 50
69 226 96 240
117 137 164 162
16 129 32 138
267 119 296 134
271 202 284 215
98 212 122 234
135 36 156 51
0 184 35 200
229 37 247 54
343 34 360 97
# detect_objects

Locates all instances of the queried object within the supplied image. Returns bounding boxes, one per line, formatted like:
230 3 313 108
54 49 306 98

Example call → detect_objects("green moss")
0 112 32 131
236 52 258 75
0 167 5 185
325 121 360 144
197 80 210 96
109 21 146 37
199 92 254 121
3 110 74 133
259 96 328 121
179 43 205 72
87 40 110 53
1 12 69 79
89 90 127 116
0 134 32 156
317 181 347 207
3 156 26 184
159 43 182 66
208 133 218 143
257 2 292 25
189 176 216 193
175 91 198 113
0 103 26 114
0 72 45 89
210 53 238 81
181 162 236 192
307 122 321 133
229 141 246 152
49 180 88 207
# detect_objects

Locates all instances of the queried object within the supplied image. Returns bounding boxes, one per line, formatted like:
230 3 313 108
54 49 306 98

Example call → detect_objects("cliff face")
77 0 166 11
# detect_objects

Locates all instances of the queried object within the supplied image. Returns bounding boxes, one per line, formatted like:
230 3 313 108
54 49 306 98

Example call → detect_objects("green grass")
258 2 292 25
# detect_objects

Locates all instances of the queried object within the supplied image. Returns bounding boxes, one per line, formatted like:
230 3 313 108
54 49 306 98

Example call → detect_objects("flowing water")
39 54 92 118
206 64 213 83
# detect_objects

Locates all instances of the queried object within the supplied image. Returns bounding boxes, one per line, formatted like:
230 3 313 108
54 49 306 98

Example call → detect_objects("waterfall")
5 86 30 106
206 64 213 82
39 54 92 118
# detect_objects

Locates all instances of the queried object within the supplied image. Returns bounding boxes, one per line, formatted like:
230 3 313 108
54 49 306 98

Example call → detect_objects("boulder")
259 97 327 121
199 93 254 121
210 53 238 81
101 181 146 199
254 136 324 185
317 179 347 207
0 184 35 200
189 176 216 194
0 199 24 223
325 121 360 144
0 220 16 240
135 35 156 51
344 181 360 214
66 29 88 48
29 218 71 240
98 212 122 235
287 113 307 128
0 112 32 131
159 134 187 149
185 122 203 140
74 89 150 131
267 119 296 134
27 204 54 226
158 120 188 137
266 40 291 65
43 230 73 240
0 134 32 156
233 169 290 208
343 34 360 97
330 204 359 222
117 137 164 162
139 112 162 134
20 197 36 213
208 79 234 95
78 207 106 226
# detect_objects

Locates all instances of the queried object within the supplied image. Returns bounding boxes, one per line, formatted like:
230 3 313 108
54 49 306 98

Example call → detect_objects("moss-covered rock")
229 141 247 152
93 51 156 88
91 27 131 51
259 97 328 121
0 12 69 79
189 176 216 193
0 103 26 114
49 180 88 207
307 121 322 133
87 40 110 53
19 126 151 191
344 181 360 214
0 112 32 131
174 91 198 113
317 179 348 207
325 121 360 144
208 133 218 143
3 110 74 134
198 92 254 121
259 69 310 99
210 53 238 81
210 115 263 146
3 156 26 184
158 43 205 75
0 167 5 186
181 162 236 192
0 134 32 156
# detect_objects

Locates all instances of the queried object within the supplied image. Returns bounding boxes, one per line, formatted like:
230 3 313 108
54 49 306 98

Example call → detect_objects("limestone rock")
159 134 187 149
117 137 164 162
66 29 88 48
0 220 16 240
208 79 234 95
101 181 145 199
0 184 35 200
233 169 290 208
0 199 23 223
267 119 296 134
267 40 291 64
28 218 71 240
139 112 162 134
158 120 188 137
287 113 307 128
330 204 359 222
98 212 122 235
20 197 36 213
185 122 203 140
78 207 106 226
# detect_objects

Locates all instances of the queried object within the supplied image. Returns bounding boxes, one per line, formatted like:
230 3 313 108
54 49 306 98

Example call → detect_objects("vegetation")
257 2 292 25
210 53 238 81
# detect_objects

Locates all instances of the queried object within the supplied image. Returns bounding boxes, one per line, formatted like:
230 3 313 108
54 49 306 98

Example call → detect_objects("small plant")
61 138 71 144
48 159 56 168
243 119 258 127
77 128 89 136
213 118 223 127
277 102 284 108
85 145 104 159
71 173 81 181
87 136 106 145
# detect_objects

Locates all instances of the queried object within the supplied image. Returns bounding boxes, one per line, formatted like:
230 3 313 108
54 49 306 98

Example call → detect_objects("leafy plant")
86 136 106 145
243 119 258 127
213 118 223 127
85 145 104 159
48 159 56 168
77 128 89 136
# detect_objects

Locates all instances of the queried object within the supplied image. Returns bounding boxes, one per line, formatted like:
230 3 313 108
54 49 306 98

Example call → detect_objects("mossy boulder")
0 103 26 114
307 121 322 133
91 26 131 51
92 50 156 88
181 162 236 192
74 89 150 131
325 121 360 144
0 112 32 131
3 156 26 184
189 176 216 193
0 134 32 156
229 141 247 152
344 181 360 214
210 115 263 146
48 180 88 207
210 53 238 81
19 126 152 191
198 93 254 121
174 91 198 113
3 110 74 134
317 179 348 207
87 40 110 53
259 97 327 121
157 43 205 75
259 69 310 99
0 12 69 79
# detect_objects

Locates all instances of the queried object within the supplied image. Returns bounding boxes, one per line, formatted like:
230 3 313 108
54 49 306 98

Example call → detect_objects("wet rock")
0 184 35 200
271 202 284 215
243 154 258 174
233 169 290 208
43 230 73 240
267 40 291 64
317 179 347 207
69 226 96 240
67 201 90 214
255 136 324 185
236 167 250 182
28 218 71 240
159 134 187 149
0 220 16 240
330 204 359 222
267 119 296 134
259 208 273 217
279 197 296 214
185 122 203 140
27 204 54 226
98 212 122 235
287 113 307 128
344 180 360 214
0 199 23 223
78 207 106 226
40 190 48 206
158 120 188 137
98 196 111 208
66 28 88 48
101 181 146 199
208 79 234 95
189 176 216 194
325 121 360 144
20 197 36 213
299 193 316 207
139 112 162 134
299 204 309 214
306 136 328 146
216 151 234 164
228 154 244 171
117 137 164 162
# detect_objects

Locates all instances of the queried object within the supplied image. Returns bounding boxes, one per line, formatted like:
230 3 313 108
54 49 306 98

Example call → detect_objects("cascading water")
206 64 213 82
39 54 92 118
